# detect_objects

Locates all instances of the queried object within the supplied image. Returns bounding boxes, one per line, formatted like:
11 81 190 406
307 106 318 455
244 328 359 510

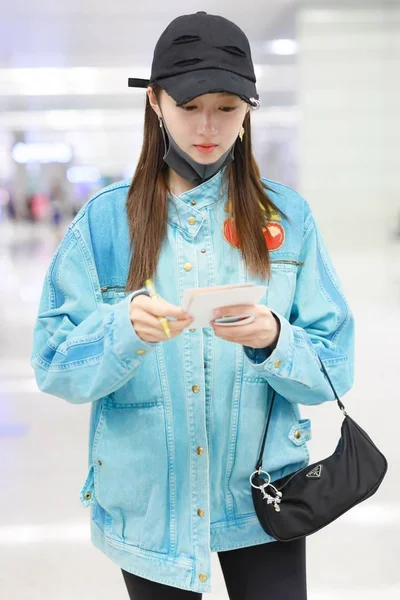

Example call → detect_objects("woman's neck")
166 168 196 197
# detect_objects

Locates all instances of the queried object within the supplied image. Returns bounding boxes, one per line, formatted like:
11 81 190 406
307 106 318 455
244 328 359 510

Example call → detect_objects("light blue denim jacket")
30 169 354 593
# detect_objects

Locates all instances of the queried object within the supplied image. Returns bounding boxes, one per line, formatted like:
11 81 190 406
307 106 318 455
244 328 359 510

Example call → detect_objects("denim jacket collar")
167 167 228 234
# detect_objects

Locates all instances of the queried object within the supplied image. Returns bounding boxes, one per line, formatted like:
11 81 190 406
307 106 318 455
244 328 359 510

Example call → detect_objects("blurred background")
0 0 399 598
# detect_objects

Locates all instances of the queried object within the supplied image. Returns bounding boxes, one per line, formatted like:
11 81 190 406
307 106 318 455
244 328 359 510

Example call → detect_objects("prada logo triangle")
306 464 322 478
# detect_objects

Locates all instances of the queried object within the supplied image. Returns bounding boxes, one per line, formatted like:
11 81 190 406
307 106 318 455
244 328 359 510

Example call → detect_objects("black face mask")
159 117 236 185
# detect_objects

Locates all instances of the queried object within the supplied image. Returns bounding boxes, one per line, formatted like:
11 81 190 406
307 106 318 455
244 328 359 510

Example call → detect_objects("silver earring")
159 117 163 128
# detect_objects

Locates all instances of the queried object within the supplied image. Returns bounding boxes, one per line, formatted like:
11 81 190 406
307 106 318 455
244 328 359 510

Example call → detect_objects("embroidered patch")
223 217 240 248
223 201 285 251
223 218 285 251
263 221 285 251
224 201 282 221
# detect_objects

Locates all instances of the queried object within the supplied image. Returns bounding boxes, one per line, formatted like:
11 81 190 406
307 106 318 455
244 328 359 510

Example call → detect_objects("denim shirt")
30 169 354 593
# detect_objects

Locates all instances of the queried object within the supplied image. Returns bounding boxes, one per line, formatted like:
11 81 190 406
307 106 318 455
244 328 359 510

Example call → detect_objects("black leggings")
122 537 307 599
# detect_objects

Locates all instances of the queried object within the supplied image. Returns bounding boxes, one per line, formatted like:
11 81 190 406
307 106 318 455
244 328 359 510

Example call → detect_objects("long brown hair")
125 84 286 292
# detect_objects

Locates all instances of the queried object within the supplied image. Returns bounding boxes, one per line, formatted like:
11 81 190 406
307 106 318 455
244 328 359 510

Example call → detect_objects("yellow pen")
144 279 171 339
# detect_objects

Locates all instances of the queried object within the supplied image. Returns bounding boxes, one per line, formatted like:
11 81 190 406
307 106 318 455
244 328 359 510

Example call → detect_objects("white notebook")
181 283 267 329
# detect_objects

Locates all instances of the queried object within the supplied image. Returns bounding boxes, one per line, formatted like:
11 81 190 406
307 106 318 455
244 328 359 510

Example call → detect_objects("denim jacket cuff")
243 311 293 374
112 293 159 365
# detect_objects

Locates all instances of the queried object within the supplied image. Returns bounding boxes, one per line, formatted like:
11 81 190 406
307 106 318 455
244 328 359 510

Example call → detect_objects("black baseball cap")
128 11 260 107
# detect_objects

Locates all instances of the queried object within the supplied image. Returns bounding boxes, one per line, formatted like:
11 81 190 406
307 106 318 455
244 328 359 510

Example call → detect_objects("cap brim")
155 68 258 106
128 78 150 88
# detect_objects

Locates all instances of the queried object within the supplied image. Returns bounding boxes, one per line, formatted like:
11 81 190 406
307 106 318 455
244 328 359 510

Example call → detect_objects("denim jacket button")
196 447 204 455
188 217 196 225
136 349 146 356
197 509 205 517
84 492 91 500
199 574 208 582
189 328 196 332
192 384 200 393
191 200 197 205
274 359 282 368
294 430 301 439
184 263 192 272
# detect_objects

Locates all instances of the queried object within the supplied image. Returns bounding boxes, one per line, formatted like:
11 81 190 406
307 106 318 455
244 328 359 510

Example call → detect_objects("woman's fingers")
131 303 193 342
132 294 189 320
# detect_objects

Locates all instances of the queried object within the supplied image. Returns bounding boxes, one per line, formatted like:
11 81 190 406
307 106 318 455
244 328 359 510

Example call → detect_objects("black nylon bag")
250 359 388 542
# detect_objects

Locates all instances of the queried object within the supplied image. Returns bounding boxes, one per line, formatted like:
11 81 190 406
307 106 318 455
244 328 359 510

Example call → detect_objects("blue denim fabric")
30 168 354 593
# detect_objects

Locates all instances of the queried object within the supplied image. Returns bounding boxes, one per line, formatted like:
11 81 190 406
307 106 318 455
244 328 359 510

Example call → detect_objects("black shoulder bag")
250 358 388 542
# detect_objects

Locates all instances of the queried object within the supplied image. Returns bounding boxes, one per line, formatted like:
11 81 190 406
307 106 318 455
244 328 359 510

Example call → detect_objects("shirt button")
197 508 205 517
192 384 200 393
199 574 208 583
294 430 301 439
274 359 282 368
200 248 207 253
136 349 146 356
189 328 196 332
184 262 192 272
188 216 196 225
196 446 204 455
191 200 197 205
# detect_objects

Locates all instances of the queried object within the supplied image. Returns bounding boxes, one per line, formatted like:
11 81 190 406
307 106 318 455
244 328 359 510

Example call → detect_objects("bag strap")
255 356 347 471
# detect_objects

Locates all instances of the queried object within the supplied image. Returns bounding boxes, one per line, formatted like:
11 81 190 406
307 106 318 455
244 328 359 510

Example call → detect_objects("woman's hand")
130 294 193 343
211 304 280 350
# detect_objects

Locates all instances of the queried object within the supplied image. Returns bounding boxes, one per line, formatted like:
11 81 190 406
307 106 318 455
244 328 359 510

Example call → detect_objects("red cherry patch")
223 218 285 251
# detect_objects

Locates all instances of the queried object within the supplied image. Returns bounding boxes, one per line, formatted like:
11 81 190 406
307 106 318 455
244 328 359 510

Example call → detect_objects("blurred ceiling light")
46 110 104 128
67 166 102 183
12 142 72 164
0 67 151 96
265 39 298 56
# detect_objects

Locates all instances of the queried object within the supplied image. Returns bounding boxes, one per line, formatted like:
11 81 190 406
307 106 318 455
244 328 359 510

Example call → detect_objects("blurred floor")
0 220 399 599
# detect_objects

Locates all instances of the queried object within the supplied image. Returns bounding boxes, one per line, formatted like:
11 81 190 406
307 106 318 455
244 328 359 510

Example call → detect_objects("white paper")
181 284 267 328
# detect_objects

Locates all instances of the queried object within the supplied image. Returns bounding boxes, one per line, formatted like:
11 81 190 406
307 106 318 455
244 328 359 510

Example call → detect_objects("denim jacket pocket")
288 418 312 446
80 464 95 507
270 259 304 270
101 286 165 407
112 345 165 407
92 403 171 552
100 287 129 304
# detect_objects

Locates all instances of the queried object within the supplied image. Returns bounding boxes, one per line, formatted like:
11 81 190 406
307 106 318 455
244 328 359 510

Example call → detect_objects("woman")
31 11 354 600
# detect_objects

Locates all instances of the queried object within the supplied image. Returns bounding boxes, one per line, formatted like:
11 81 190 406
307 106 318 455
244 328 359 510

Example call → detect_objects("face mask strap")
158 115 169 160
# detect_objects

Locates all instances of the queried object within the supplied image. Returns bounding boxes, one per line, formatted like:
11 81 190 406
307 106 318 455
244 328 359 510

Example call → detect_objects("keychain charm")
250 470 283 512
260 482 283 512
